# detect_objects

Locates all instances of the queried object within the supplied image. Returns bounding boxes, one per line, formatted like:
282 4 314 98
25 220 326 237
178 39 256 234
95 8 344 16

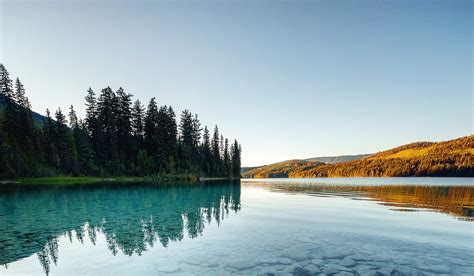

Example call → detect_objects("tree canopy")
0 64 242 179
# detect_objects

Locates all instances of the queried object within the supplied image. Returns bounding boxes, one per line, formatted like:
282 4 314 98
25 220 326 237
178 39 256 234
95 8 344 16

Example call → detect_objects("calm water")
0 178 473 275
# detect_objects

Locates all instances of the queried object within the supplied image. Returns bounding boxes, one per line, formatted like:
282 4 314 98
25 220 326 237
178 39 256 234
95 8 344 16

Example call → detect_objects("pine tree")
231 139 241 178
211 125 220 176
68 105 78 128
96 87 120 174
0 64 15 100
223 138 230 177
131 100 144 138
42 109 59 169
55 108 77 174
165 106 178 172
74 120 95 175
201 126 211 176
143 98 159 173
116 87 133 171
178 110 193 170
84 88 99 153
131 99 145 171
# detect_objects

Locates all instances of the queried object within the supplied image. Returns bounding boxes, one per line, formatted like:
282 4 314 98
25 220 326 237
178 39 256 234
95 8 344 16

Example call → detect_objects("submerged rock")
280 249 312 262
304 264 322 273
336 272 354 276
351 253 372 261
227 259 258 270
377 265 396 275
277 257 293 265
339 257 356 267
311 258 326 266
324 249 350 259
354 265 376 276
322 264 352 274
292 267 312 276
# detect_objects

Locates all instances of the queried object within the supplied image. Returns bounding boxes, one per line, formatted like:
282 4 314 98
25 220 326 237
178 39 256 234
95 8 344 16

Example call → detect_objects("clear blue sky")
1 0 472 166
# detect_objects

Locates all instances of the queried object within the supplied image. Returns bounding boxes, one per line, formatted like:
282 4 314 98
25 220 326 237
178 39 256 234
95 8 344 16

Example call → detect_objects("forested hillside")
243 136 473 178
0 64 241 179
304 154 371 164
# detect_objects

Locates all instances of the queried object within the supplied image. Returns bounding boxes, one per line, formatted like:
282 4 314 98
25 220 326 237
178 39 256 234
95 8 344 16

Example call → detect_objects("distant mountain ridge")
304 154 371 164
243 135 473 178
241 154 369 175
0 95 47 126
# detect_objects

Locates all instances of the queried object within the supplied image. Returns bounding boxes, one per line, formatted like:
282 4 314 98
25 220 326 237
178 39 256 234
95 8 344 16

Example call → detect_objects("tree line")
0 64 241 178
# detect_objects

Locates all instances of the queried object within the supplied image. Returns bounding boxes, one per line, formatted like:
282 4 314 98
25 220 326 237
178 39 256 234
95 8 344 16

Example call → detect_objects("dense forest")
0 64 241 179
243 136 473 178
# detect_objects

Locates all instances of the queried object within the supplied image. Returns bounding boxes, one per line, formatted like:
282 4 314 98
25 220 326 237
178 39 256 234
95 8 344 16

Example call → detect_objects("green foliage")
0 64 242 179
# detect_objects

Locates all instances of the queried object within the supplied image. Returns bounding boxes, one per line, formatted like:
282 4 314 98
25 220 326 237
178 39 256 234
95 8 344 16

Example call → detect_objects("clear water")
0 178 473 275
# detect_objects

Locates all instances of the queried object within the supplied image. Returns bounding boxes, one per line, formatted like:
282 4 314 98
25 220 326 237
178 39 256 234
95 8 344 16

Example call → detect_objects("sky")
0 0 472 167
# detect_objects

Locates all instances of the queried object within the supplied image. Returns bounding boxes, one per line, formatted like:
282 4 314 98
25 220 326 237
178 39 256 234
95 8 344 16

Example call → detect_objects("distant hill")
304 154 371 164
243 136 474 178
0 95 47 126
243 160 324 178
240 154 369 175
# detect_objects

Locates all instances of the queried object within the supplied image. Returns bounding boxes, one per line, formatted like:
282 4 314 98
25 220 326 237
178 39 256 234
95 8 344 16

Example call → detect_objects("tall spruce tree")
116 87 133 171
84 88 99 153
96 87 120 174
42 109 59 169
55 108 77 174
201 126 211 176
231 139 241 178
131 99 145 171
143 97 159 173
223 138 230 177
211 125 221 176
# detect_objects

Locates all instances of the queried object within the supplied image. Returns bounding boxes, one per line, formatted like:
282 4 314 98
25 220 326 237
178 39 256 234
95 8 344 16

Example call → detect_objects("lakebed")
0 178 472 275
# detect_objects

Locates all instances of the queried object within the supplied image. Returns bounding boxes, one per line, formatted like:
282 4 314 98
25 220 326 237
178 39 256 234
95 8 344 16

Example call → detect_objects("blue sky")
1 0 472 166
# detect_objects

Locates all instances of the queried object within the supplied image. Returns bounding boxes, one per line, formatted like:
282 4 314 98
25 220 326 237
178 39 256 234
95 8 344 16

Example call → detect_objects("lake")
0 178 473 275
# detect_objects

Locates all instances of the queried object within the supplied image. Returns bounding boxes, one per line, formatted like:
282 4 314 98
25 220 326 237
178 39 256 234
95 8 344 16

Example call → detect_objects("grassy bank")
5 174 202 185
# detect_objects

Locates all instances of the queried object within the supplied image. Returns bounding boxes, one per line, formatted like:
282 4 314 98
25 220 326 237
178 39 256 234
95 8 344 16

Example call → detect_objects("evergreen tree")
131 100 144 138
116 87 133 171
55 108 77 174
131 99 145 171
84 88 99 152
165 106 178 172
201 126 211 176
74 120 95 175
144 98 159 173
211 125 221 176
96 87 120 174
179 110 201 172
0 64 15 100
42 109 59 169
231 139 241 178
223 138 230 177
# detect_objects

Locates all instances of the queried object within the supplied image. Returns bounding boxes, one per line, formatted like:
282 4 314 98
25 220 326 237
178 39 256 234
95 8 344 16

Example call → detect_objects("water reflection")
0 181 241 274
251 182 474 220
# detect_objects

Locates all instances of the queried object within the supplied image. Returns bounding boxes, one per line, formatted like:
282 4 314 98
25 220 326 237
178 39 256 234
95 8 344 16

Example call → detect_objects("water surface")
0 178 473 275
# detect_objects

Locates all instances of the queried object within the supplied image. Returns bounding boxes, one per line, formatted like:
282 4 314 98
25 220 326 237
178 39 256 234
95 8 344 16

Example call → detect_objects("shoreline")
0 175 241 186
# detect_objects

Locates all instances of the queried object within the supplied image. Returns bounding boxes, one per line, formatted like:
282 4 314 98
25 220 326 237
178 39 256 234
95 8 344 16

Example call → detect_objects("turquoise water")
0 178 473 275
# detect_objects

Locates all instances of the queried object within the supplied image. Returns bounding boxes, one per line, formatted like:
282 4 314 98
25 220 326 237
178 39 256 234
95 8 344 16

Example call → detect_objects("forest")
243 136 473 178
0 64 241 179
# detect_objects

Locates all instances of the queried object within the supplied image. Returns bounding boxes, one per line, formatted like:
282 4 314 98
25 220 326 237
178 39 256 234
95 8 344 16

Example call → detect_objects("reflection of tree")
0 181 241 275
269 184 473 220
